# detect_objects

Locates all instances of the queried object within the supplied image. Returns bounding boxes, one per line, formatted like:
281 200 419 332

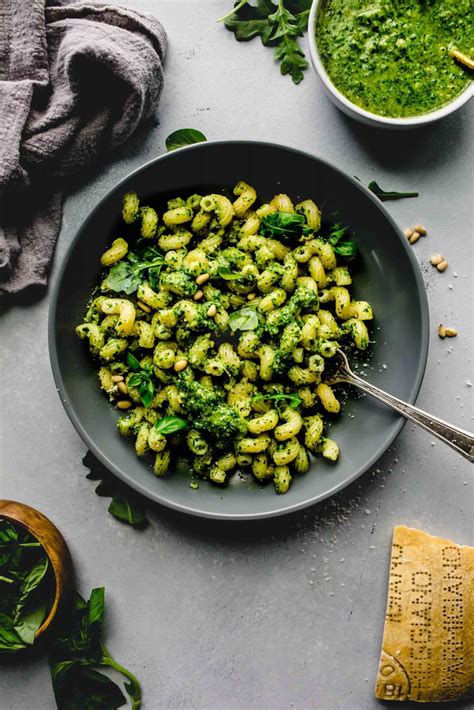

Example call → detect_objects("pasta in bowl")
49 140 428 519
75 182 373 495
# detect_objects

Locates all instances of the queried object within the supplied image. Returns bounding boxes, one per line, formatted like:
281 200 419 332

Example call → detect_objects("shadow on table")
334 99 472 173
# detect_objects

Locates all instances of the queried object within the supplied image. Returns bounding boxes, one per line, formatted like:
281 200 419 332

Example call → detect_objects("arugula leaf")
252 392 302 408
229 307 259 331
166 129 207 152
105 247 164 295
154 416 188 436
217 266 242 280
261 211 312 240
83 451 149 529
223 0 310 84
368 181 419 201
49 588 142 710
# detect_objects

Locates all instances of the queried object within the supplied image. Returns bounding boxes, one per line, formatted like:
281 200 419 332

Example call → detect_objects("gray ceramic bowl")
49 141 429 520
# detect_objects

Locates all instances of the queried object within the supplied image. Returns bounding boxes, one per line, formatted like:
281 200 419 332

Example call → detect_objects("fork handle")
341 371 474 462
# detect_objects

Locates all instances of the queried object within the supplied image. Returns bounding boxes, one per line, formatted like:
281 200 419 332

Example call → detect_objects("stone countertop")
0 2 472 708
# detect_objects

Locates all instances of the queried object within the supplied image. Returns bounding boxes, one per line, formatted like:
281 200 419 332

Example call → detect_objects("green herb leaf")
0 613 27 653
217 266 242 280
139 379 154 408
105 247 164 295
154 416 188 436
13 556 49 625
368 181 419 201
334 241 358 257
261 211 312 239
15 603 47 645
166 129 207 152
50 659 127 710
229 307 259 331
223 0 310 84
83 452 149 529
252 392 302 408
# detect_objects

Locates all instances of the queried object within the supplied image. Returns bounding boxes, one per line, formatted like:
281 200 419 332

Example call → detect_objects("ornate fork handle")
340 368 474 463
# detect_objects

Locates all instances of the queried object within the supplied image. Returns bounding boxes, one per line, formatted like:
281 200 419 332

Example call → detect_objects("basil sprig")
261 211 312 240
154 416 188 436
105 245 164 294
127 353 154 407
49 587 141 710
229 307 259 332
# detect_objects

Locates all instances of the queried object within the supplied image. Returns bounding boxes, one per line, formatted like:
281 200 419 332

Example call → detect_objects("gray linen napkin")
0 0 167 298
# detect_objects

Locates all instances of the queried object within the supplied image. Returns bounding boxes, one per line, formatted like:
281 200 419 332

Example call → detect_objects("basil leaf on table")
165 128 207 152
154 416 188 436
261 211 312 240
229 307 259 332
49 588 142 710
83 451 149 529
368 181 419 201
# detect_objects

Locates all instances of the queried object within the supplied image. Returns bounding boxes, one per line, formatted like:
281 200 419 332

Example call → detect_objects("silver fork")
324 349 474 462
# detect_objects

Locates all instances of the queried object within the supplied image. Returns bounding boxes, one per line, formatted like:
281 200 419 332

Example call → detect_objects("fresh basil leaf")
104 261 140 295
108 496 148 529
252 392 302 408
13 556 49 624
217 266 242 280
368 181 419 201
166 129 207 152
334 241 358 257
229 307 259 332
155 416 188 436
88 587 105 629
51 661 127 710
326 223 347 245
261 211 311 239
15 602 47 645
127 373 143 388
139 379 154 407
0 613 27 653
126 353 141 372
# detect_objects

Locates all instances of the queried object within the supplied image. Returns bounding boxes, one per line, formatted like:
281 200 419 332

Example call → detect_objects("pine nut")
207 304 217 317
117 400 132 409
409 232 420 244
437 260 448 272
430 253 444 266
174 358 188 372
196 273 210 285
445 327 458 338
247 293 256 301
414 224 427 236
111 375 124 383
137 300 151 313
404 227 414 239
117 381 128 395
194 290 204 301
438 324 446 338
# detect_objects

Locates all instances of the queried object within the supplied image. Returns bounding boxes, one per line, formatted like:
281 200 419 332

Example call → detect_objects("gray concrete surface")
0 2 473 708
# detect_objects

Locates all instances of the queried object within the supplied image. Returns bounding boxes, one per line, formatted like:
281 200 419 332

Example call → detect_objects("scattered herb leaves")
165 129 207 152
0 518 53 653
49 587 142 710
252 392 302 408
127 353 155 407
229 307 259 331
368 181 419 201
261 211 312 240
105 245 164 295
222 0 311 84
154 416 188 436
323 223 358 259
83 452 149 529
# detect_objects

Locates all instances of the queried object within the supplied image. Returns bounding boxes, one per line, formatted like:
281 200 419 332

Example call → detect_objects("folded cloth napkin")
0 0 166 298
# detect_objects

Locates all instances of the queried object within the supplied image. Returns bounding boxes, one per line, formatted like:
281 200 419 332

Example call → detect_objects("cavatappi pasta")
76 183 373 494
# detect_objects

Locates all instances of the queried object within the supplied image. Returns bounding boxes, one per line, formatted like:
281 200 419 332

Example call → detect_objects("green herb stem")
18 542 41 548
217 0 249 23
0 575 14 584
101 644 142 710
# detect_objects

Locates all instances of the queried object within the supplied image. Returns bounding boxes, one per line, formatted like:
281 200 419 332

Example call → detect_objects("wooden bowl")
0 500 74 640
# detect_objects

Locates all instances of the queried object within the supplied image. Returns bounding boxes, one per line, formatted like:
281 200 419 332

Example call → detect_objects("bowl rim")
48 139 430 520
308 0 473 127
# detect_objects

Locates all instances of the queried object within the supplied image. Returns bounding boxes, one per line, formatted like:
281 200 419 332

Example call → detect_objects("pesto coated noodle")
75 182 373 494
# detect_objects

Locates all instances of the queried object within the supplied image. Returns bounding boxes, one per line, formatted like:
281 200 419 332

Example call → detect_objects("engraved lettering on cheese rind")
375 650 410 701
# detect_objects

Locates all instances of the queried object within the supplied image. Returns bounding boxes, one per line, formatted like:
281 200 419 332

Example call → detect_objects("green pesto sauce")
316 0 472 117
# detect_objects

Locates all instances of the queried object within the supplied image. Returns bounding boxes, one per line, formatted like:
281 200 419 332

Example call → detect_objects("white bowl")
308 0 473 129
